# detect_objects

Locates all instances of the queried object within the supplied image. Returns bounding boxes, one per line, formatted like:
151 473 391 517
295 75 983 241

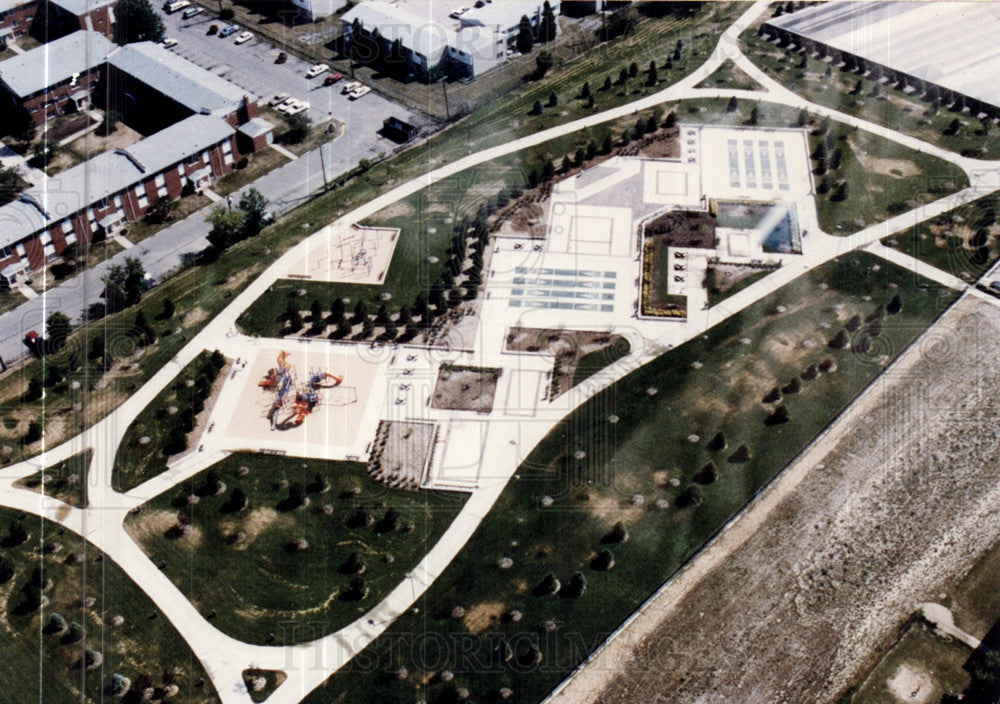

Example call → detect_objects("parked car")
276 51 287 64
990 280 1000 293
234 31 253 44
323 72 344 86
164 0 189 13
268 92 289 106
276 97 298 114
305 63 329 78
285 101 310 116
207 23 218 35
349 85 371 100
161 37 178 48
181 6 201 18
341 80 361 94
218 24 239 38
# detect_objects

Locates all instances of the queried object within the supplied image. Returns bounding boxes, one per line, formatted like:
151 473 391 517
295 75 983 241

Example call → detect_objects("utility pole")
318 140 328 190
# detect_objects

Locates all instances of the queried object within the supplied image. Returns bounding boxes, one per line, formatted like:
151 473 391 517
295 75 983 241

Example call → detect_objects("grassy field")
125 452 466 644
705 264 777 308
694 58 763 91
849 621 971 704
740 25 1000 159
113 350 226 493
14 448 92 508
212 147 291 197
301 251 956 704
883 192 1000 285
0 507 219 703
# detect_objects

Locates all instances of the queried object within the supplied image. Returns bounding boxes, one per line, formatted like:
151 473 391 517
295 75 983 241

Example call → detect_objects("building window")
61 219 73 234
64 233 77 246
155 173 167 198
134 185 148 209
0 246 12 259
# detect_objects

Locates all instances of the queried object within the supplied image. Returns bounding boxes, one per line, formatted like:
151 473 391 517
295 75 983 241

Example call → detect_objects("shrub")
676 485 703 507
693 462 718 485
764 405 790 426
706 431 727 452
591 548 615 570
781 376 802 394
727 444 751 463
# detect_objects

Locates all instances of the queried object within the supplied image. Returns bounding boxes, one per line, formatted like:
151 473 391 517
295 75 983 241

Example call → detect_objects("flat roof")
0 114 235 248
342 1 455 60
767 1 1000 108
107 41 254 115
0 30 114 98
236 116 274 139
461 1 551 31
51 0 116 16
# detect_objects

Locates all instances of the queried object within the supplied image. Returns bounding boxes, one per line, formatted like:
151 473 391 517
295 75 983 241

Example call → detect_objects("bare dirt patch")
463 601 506 635
552 297 1000 704
848 137 922 178
431 365 501 413
886 664 934 704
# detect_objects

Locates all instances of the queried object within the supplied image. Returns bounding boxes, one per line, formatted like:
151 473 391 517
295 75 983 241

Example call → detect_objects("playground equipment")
259 351 343 430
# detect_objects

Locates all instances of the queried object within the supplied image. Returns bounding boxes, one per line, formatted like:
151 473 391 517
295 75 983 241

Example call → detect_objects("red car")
323 72 344 86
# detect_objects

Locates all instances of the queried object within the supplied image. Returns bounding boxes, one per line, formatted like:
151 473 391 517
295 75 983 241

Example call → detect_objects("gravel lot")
552 296 1000 704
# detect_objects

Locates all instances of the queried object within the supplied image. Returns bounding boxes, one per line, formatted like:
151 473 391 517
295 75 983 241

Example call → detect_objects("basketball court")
285 224 400 285
209 341 385 458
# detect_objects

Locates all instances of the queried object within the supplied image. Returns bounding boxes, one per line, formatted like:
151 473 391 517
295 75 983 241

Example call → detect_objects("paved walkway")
3 2 1000 703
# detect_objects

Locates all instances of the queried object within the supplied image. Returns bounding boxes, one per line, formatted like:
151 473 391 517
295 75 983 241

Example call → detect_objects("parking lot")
158 7 423 133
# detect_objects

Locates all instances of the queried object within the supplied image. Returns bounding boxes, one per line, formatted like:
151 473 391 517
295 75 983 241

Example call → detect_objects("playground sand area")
222 343 382 453
285 224 400 285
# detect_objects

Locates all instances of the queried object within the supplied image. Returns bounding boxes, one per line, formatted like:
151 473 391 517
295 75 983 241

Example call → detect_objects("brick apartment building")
0 0 114 42
0 30 114 125
0 114 240 280
0 32 273 283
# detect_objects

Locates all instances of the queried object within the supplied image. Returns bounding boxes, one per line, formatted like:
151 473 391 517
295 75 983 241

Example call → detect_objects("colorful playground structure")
259 351 343 430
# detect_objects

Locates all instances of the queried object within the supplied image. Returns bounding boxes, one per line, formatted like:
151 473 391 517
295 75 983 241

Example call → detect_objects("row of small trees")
157 350 226 457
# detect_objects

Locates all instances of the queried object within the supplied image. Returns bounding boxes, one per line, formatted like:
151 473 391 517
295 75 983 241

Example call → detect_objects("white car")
285 101 310 116
234 31 253 44
276 97 298 113
161 37 178 48
268 92 289 107
349 85 371 100
341 80 361 94
306 63 329 78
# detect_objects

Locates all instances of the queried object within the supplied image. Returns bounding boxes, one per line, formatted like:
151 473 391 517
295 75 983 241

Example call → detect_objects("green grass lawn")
705 265 777 308
883 192 1000 284
125 452 467 645
740 27 1000 159
849 621 971 704
0 506 219 703
571 338 632 388
14 448 92 508
301 251 957 704
113 350 226 493
694 58 763 91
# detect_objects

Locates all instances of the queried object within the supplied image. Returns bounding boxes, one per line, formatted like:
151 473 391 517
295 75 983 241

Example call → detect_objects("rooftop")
461 1 549 31
342 1 455 60
766 1 1000 108
51 0 116 16
0 30 114 98
107 41 254 115
236 116 275 139
0 114 235 248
